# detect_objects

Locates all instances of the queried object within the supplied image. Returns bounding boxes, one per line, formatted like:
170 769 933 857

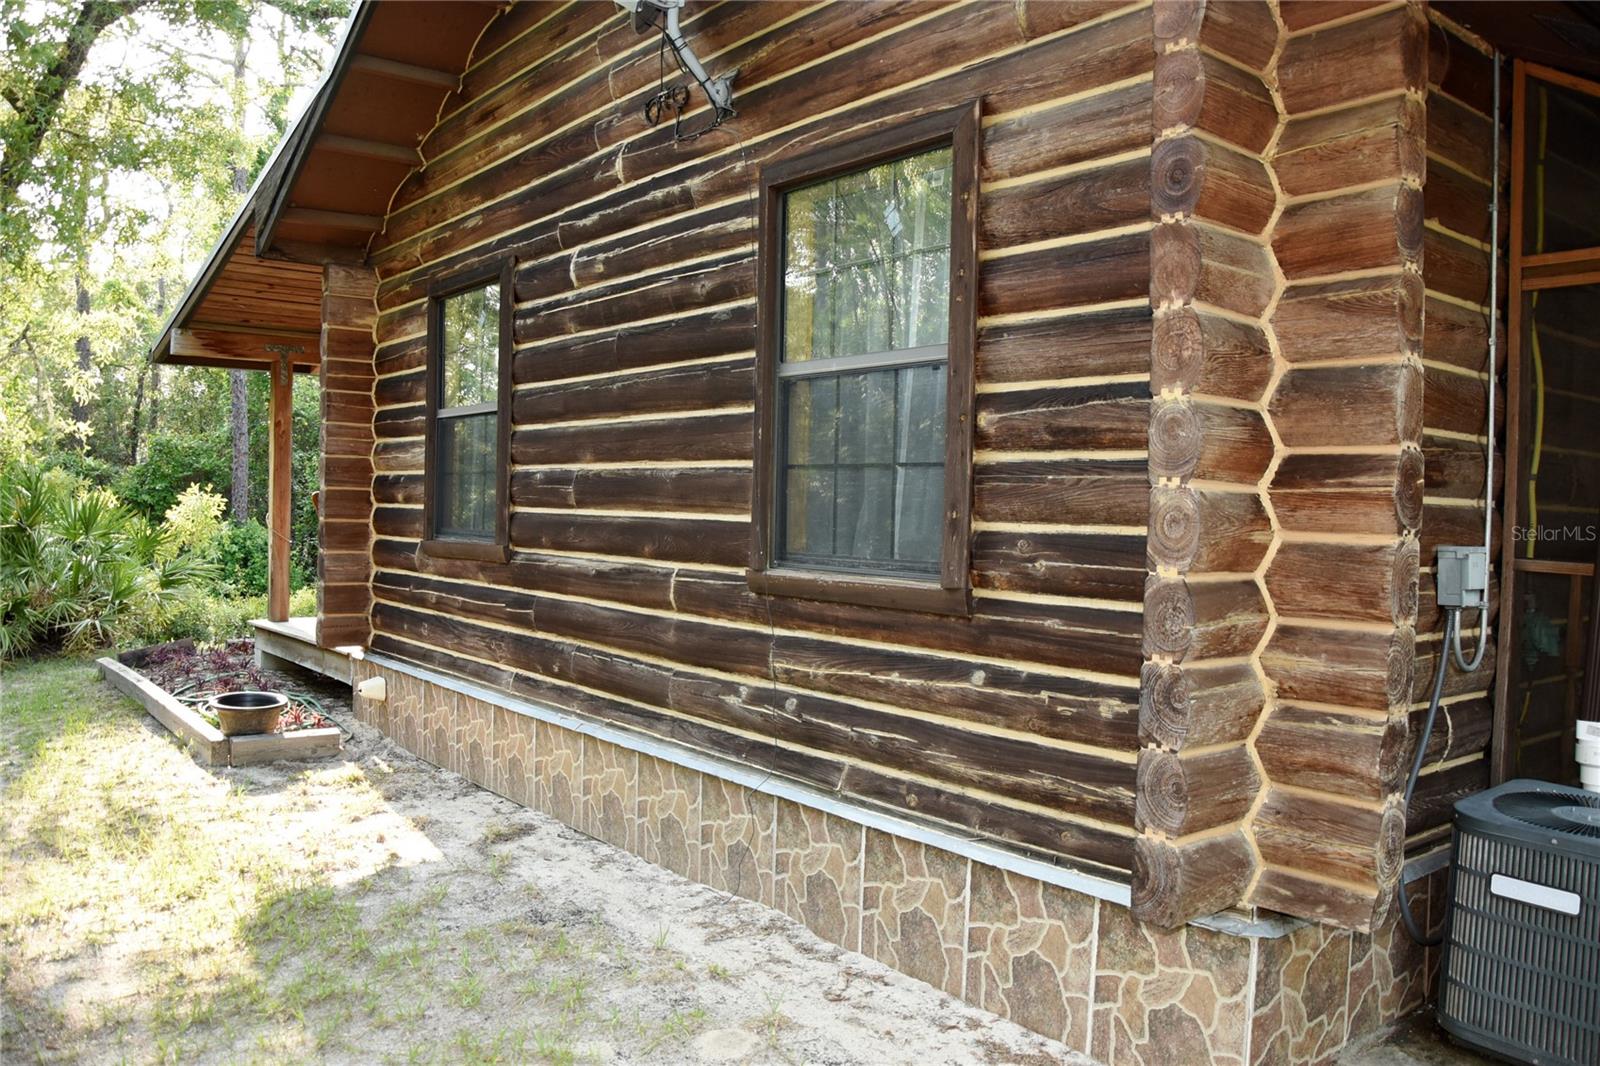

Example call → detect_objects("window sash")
775 358 947 575
435 400 497 420
774 343 945 380
423 260 512 558
433 410 499 541
749 100 978 613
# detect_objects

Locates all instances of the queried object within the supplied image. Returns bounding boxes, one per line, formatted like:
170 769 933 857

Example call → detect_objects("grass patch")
0 657 737 1065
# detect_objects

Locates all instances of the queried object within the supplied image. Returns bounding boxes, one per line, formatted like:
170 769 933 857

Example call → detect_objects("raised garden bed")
98 639 342 766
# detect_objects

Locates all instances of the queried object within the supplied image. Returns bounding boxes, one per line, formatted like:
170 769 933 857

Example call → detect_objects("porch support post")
267 353 293 622
315 265 376 649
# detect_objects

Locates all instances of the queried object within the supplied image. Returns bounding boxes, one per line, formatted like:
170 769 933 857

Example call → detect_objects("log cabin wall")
1135 0 1279 928
317 264 377 649
1408 10 1500 867
1129 0 1436 933
1247 0 1431 933
364 1 1162 878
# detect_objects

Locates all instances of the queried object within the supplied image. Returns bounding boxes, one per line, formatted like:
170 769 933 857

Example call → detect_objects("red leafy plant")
139 640 331 732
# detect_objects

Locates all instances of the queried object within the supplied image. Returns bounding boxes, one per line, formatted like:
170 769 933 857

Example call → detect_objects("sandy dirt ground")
1338 1015 1495 1066
1 654 1090 1065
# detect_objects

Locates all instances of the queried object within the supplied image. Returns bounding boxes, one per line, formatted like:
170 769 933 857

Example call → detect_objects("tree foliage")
1 0 348 609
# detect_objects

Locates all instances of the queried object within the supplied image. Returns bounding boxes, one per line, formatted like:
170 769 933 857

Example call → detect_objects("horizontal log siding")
363 0 1159 876
1405 11 1499 850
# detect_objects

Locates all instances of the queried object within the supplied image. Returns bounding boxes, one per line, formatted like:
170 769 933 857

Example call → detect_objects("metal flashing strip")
1192 909 1303 940
362 650 1304 938
1402 844 1452 883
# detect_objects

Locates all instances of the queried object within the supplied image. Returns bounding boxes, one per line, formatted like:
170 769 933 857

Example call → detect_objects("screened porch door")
1494 61 1600 785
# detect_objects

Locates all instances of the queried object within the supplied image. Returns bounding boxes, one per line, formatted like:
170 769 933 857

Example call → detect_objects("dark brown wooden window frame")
748 101 980 616
420 259 514 564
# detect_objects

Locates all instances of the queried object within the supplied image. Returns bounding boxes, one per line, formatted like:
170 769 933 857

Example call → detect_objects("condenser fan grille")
1492 788 1600 839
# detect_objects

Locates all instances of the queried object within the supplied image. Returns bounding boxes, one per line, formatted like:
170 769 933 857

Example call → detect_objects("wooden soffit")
152 221 323 373
253 0 502 257
151 1 502 373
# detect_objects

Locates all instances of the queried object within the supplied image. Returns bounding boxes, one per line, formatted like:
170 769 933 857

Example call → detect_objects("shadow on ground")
2 654 1083 1065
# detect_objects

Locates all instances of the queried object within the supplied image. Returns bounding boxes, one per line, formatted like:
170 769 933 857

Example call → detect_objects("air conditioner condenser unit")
1437 778 1600 1065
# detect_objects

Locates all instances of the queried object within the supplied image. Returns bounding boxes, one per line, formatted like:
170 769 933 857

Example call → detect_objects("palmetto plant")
0 466 215 659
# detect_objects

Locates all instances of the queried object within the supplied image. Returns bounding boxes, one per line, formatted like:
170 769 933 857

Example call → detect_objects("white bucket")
1579 721 1600 793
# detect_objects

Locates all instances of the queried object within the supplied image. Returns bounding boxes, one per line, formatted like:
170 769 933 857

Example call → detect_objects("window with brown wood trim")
421 260 513 563
749 102 980 615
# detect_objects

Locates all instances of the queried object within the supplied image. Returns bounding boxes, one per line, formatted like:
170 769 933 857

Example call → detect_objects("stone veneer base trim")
355 654 1447 1063
360 650 1313 940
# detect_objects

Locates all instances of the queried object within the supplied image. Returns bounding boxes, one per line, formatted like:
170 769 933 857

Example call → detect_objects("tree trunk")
145 276 166 453
11 327 55 429
70 273 92 451
226 32 251 520
127 365 147 463
230 370 250 520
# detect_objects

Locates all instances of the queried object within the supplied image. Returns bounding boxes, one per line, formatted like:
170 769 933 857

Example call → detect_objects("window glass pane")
834 260 895 359
835 465 894 560
836 164 895 267
897 363 946 464
782 183 833 363
779 146 952 363
785 377 837 464
436 412 497 539
837 370 896 464
785 468 834 557
1517 284 1600 563
895 464 943 565
441 283 500 408
1522 78 1600 255
785 180 833 274
783 270 831 363
896 148 952 255
898 249 949 349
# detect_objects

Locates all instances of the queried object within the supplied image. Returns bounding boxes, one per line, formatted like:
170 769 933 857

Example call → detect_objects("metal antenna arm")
661 4 734 116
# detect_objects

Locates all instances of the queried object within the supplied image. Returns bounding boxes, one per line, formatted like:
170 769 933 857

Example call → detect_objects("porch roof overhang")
1434 2 1600 83
148 0 502 374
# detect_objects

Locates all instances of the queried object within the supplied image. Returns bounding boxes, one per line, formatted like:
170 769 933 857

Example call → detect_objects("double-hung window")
422 261 512 562
751 103 978 613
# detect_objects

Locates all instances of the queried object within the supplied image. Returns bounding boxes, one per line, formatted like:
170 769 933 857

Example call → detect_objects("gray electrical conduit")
1397 608 1458 948
1452 49 1501 675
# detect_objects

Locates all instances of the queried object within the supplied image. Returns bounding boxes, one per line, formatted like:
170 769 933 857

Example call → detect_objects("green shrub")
0 464 216 659
213 519 269 596
162 483 228 558
113 432 231 521
43 450 119 489
150 586 317 645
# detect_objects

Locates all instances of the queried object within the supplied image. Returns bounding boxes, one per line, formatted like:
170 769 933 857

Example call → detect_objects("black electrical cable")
639 18 731 142
1397 608 1456 947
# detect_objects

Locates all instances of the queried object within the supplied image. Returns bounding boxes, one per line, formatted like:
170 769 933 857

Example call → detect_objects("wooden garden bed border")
96 656 341 767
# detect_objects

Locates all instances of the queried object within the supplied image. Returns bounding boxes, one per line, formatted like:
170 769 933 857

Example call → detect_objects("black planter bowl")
209 691 287 736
